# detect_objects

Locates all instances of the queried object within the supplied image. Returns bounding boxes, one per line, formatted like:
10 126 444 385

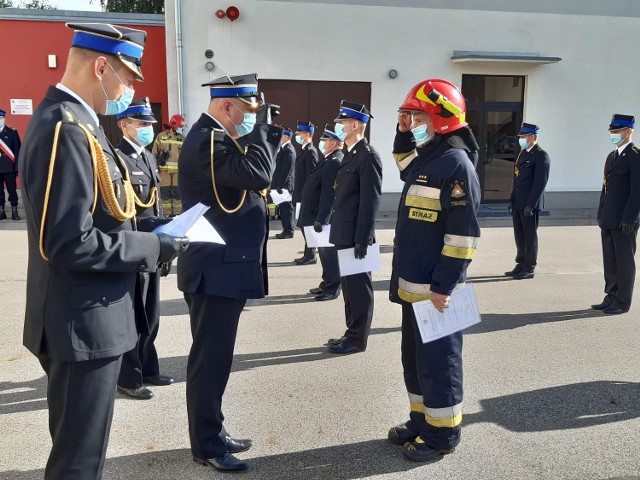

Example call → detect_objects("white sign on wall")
10 99 33 115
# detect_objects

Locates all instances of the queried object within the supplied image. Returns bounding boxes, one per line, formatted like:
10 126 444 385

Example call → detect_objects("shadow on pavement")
465 381 640 432
3 439 423 480
467 275 515 283
0 376 47 416
467 309 596 335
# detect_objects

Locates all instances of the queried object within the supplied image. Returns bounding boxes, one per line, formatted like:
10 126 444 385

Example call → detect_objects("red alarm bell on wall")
215 9 225 18
226 6 240 21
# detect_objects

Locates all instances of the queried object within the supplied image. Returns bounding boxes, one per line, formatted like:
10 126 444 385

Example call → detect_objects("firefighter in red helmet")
388 78 481 462
152 114 187 215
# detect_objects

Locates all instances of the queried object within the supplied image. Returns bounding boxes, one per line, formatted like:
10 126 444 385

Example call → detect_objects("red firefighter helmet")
169 114 186 129
399 79 467 134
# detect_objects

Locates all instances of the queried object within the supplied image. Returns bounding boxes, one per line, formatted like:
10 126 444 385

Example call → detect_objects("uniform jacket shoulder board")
213 128 226 142
59 105 78 125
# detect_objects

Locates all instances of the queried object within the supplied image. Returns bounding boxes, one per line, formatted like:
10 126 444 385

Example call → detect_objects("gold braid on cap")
210 130 247 214
39 122 135 261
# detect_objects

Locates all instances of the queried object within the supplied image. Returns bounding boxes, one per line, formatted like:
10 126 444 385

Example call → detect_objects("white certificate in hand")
337 243 381 277
153 202 225 244
303 225 333 248
412 284 481 344
270 189 292 205
295 202 301 220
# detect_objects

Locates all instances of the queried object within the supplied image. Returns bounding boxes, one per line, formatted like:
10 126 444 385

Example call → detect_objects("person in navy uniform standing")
177 74 283 472
18 23 188 479
114 98 176 400
505 123 550 280
593 114 640 315
327 101 382 354
292 121 319 264
0 109 21 220
272 127 296 239
388 78 480 463
299 124 344 301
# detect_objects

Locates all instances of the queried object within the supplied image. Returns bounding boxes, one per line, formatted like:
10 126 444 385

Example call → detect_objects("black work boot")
402 436 456 462
388 422 419 445
11 205 19 220
0 206 6 220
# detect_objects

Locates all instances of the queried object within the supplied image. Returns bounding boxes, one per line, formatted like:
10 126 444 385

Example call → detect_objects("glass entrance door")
462 75 524 202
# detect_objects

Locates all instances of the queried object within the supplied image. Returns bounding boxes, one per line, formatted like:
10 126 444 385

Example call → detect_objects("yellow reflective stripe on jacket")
425 403 463 428
394 150 417 171
398 277 431 303
442 234 479 259
405 184 441 211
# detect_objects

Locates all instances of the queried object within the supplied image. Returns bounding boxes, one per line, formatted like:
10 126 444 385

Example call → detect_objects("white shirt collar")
206 112 232 136
56 83 100 127
618 142 631 155
124 136 144 154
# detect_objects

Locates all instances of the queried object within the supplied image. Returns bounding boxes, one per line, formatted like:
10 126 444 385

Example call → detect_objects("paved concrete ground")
1 216 639 480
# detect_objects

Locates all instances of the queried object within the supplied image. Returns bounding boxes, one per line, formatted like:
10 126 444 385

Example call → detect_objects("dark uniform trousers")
337 247 374 349
39 355 122 479
401 304 462 450
0 171 18 206
318 246 340 296
601 227 637 310
512 209 539 272
279 200 294 234
184 293 246 459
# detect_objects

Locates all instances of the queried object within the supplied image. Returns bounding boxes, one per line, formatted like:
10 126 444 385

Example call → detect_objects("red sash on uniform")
0 138 15 162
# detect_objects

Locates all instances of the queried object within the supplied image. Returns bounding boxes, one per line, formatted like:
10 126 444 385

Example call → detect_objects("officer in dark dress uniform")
593 114 640 315
327 101 383 354
506 123 550 280
298 124 344 301
18 23 188 479
388 78 480 463
0 109 21 220
178 74 282 472
114 98 176 400
292 121 319 264
272 127 296 238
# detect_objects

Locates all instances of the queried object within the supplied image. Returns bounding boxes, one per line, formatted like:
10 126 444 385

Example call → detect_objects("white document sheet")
303 225 333 248
412 284 481 344
337 243 381 277
270 189 292 205
153 202 224 244
295 202 301 220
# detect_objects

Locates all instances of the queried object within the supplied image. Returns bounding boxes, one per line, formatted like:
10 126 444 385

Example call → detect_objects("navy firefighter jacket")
389 129 481 304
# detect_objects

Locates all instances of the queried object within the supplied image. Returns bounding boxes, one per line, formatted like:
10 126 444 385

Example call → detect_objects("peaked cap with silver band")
116 97 157 123
334 100 373 123
202 73 260 106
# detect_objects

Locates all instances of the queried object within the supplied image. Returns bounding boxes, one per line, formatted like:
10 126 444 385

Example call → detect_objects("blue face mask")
411 124 432 146
611 133 624 146
175 127 184 135
229 104 256 137
0 119 4 128
295 135 304 145
134 125 155 147
334 123 348 141
318 140 326 153
518 137 529 150
101 63 134 116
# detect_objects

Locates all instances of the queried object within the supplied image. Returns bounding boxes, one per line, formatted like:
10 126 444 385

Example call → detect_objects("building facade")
165 0 640 211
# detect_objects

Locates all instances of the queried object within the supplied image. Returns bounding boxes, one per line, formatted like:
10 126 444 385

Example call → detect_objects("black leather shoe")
402 438 455 462
326 336 346 346
602 305 627 315
193 453 249 472
0 209 6 220
512 271 534 280
309 287 323 295
117 385 154 400
388 423 419 445
328 342 364 355
315 293 338 301
591 301 611 310
223 436 252 453
295 256 317 265
11 206 19 220
504 267 522 277
275 231 294 239
143 374 175 386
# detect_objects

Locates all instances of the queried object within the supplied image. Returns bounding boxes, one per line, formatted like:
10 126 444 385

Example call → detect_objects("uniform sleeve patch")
450 200 469 207
450 180 466 198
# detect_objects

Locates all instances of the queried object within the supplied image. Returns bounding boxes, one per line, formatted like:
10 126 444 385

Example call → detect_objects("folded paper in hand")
270 189 292 205
303 225 333 248
153 202 225 244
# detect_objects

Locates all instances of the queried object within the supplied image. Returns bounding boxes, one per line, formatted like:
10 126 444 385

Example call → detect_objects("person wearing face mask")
593 114 640 315
0 109 21 220
292 121 319 264
114 98 176 400
388 79 480 463
298 124 344 301
326 101 382 354
505 123 550 280
152 114 186 216
177 74 283 473
272 127 296 239
18 23 189 479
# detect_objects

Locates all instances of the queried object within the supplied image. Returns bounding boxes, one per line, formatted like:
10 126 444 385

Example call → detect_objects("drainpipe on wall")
174 0 184 117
